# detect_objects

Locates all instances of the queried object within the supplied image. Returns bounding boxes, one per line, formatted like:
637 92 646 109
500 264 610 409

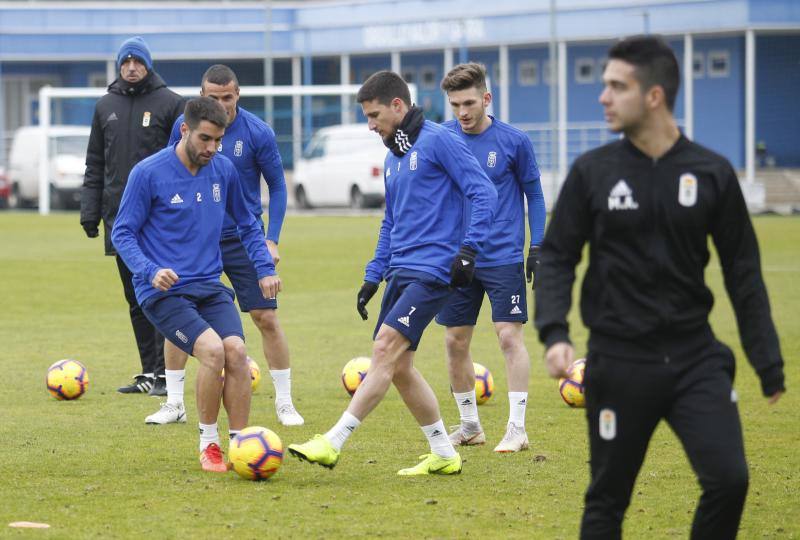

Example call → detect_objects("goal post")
36 83 417 215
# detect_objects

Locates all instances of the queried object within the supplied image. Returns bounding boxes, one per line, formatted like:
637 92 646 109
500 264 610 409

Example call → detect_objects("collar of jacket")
108 71 166 97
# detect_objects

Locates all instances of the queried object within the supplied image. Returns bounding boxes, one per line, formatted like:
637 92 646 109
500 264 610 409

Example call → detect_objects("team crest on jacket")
234 140 243 157
608 179 639 211
142 111 151 127
410 151 418 171
212 183 221 203
678 173 698 207
487 151 497 168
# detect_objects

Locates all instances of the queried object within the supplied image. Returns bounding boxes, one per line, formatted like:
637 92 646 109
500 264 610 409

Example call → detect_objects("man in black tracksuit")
535 36 785 539
80 36 184 395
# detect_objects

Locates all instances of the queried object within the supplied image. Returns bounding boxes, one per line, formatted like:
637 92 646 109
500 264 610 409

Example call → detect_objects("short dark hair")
356 71 411 107
608 35 680 111
183 97 227 130
201 64 239 89
441 62 487 93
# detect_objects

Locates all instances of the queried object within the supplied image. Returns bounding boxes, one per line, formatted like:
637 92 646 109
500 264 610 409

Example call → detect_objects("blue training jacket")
169 106 287 241
111 144 275 305
443 117 545 267
365 120 498 284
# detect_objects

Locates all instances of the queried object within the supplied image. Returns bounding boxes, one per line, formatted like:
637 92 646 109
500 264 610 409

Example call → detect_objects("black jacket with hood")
80 71 184 255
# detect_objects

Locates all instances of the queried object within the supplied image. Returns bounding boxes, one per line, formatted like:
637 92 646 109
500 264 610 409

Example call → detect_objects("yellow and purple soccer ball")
342 357 371 396
46 359 89 400
229 426 284 481
247 357 261 392
220 356 261 393
558 358 586 408
473 362 494 405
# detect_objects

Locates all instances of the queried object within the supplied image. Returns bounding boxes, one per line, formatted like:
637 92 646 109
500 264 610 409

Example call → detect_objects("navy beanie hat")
116 36 153 71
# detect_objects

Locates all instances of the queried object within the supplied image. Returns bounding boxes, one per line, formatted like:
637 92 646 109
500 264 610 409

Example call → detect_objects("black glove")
356 281 379 321
526 246 541 288
449 245 477 288
82 222 99 238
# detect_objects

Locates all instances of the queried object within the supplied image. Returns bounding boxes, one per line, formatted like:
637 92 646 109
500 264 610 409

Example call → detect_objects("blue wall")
756 35 800 167
693 36 745 167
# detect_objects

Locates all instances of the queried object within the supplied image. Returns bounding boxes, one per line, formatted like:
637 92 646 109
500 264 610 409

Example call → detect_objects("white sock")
324 411 361 451
142 372 154 379
199 422 219 451
422 420 456 458
270 368 292 403
508 391 528 428
229 429 241 441
165 369 185 406
453 390 480 425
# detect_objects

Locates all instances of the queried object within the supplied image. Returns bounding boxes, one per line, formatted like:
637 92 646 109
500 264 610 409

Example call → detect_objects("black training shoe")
148 376 167 397
117 375 154 394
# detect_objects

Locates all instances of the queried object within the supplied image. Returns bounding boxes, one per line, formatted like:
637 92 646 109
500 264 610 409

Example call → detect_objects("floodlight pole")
548 0 558 198
263 0 274 126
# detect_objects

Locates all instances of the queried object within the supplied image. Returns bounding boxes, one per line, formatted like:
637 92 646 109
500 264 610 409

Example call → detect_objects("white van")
8 125 90 209
293 124 387 209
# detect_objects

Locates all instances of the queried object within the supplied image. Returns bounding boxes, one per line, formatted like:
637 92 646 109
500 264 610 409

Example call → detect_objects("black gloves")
449 245 477 288
356 281 379 320
82 222 99 238
526 246 541 288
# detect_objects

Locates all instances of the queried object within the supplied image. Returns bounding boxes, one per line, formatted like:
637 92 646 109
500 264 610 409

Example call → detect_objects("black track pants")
580 341 749 540
115 254 165 377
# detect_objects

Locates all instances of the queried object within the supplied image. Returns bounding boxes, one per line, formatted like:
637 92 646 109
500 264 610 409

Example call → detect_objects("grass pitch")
0 212 797 538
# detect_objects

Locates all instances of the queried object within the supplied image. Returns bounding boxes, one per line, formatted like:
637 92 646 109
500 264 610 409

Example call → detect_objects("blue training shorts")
374 269 452 351
436 262 528 326
141 281 244 355
221 236 277 312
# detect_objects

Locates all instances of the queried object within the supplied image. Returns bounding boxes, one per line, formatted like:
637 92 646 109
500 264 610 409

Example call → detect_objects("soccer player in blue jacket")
146 65 304 428
437 63 546 453
112 97 281 472
288 71 497 475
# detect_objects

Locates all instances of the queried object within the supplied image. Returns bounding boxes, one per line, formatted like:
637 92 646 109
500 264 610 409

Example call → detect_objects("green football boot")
287 435 340 469
397 453 463 476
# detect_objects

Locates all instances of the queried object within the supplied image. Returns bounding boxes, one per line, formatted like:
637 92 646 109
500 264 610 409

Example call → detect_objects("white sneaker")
276 401 304 426
493 423 529 453
448 423 486 446
145 402 187 425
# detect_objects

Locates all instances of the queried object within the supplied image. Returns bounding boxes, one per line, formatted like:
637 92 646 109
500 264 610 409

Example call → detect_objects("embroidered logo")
410 151 418 171
678 173 698 207
142 111 151 127
106 112 118 123
170 194 184 204
510 305 522 315
234 140 243 157
212 183 221 203
608 180 639 211
487 151 497 168
599 408 617 440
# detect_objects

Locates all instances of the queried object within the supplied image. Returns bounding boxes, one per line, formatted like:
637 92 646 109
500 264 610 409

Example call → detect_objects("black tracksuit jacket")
80 71 184 255
535 135 785 396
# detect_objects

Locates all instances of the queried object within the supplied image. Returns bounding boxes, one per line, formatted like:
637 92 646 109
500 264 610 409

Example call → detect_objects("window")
708 50 730 78
420 66 437 90
575 58 595 84
303 135 326 160
402 68 416 84
692 52 705 78
597 58 608 78
88 73 108 88
543 60 554 85
518 60 538 86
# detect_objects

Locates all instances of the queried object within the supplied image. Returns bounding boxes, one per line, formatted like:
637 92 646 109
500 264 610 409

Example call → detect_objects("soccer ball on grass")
558 358 586 408
229 426 283 480
46 359 89 400
473 362 494 405
342 356 371 397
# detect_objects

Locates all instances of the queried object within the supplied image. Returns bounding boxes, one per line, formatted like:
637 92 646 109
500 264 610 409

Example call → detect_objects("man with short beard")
111 97 280 472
